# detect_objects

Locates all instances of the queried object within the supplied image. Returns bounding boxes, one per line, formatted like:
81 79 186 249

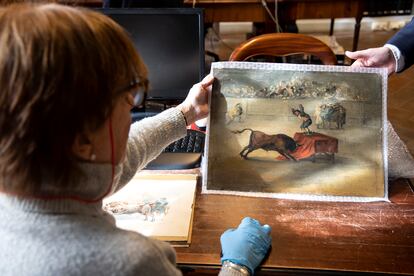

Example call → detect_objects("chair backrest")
229 33 337 65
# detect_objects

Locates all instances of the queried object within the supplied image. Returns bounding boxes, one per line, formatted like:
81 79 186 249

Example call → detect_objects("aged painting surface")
203 62 387 201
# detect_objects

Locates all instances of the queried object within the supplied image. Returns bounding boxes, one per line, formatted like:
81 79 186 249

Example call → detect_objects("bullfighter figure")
226 103 243 124
292 104 312 135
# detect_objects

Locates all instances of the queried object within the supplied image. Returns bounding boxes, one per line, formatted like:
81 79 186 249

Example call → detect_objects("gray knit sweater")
0 108 240 276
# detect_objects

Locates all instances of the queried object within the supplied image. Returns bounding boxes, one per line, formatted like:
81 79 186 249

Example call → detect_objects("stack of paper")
103 173 197 246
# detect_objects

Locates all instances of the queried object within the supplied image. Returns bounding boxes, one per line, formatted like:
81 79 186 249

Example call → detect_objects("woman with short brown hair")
0 3 271 276
0 2 150 194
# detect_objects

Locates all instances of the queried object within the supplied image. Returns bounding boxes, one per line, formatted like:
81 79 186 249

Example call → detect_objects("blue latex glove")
220 217 272 274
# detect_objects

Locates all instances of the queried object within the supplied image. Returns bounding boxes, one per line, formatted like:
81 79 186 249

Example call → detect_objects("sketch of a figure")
232 128 299 161
315 103 346 129
226 103 243 124
104 197 169 222
291 104 312 134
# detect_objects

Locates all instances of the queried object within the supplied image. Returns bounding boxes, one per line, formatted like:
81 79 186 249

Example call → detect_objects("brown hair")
0 3 148 194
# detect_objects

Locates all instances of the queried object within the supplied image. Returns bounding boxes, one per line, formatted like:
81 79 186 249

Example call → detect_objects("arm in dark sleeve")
387 17 414 71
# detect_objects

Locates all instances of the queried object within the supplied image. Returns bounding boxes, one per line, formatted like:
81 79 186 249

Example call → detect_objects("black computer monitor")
103 0 183 8
100 8 204 102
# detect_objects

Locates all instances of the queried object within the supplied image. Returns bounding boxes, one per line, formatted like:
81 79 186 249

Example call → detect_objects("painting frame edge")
201 61 389 203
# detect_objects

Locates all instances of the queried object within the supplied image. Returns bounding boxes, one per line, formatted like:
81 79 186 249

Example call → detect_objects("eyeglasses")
133 88 145 107
118 78 147 107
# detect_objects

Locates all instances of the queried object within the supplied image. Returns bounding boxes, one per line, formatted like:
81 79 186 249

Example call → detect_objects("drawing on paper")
103 197 169 222
203 62 387 201
103 175 197 240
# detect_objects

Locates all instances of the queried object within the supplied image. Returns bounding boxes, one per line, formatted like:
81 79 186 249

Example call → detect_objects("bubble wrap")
387 120 414 178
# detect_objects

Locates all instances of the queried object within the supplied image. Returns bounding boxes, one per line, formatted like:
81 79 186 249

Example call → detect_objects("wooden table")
185 0 366 51
176 178 414 275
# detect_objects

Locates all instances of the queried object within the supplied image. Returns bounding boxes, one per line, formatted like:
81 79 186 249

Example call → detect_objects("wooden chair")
229 33 337 65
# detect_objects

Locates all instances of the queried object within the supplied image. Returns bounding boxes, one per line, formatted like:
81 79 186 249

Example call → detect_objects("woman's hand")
177 74 214 126
345 47 396 75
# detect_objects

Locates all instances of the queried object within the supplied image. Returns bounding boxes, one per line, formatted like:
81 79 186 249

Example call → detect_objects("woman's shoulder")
99 228 181 275
71 224 180 275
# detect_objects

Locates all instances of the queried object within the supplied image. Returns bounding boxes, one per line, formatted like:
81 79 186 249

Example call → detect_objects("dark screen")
101 9 204 101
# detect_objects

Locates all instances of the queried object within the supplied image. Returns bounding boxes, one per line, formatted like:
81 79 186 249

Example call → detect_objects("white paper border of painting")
202 62 388 202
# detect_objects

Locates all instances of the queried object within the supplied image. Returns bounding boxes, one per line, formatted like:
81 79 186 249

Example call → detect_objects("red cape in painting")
277 132 338 160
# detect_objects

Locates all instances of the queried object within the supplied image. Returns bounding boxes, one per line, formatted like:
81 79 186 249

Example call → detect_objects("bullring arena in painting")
203 62 388 201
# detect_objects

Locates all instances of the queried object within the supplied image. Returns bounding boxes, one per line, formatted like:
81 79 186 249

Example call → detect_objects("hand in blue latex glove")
220 217 272 274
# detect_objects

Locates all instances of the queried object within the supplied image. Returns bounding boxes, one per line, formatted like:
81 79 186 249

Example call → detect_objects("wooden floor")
207 25 414 154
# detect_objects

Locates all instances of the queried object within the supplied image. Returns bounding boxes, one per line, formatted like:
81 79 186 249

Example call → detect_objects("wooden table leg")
329 18 335 36
352 16 363 51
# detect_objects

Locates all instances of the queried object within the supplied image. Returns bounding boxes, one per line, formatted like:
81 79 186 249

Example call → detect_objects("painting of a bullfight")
203 62 387 201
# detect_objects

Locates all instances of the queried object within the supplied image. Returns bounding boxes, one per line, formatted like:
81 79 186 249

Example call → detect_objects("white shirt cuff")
384 44 405 72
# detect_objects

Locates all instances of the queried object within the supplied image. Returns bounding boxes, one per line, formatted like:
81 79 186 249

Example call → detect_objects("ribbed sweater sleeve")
114 107 187 192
